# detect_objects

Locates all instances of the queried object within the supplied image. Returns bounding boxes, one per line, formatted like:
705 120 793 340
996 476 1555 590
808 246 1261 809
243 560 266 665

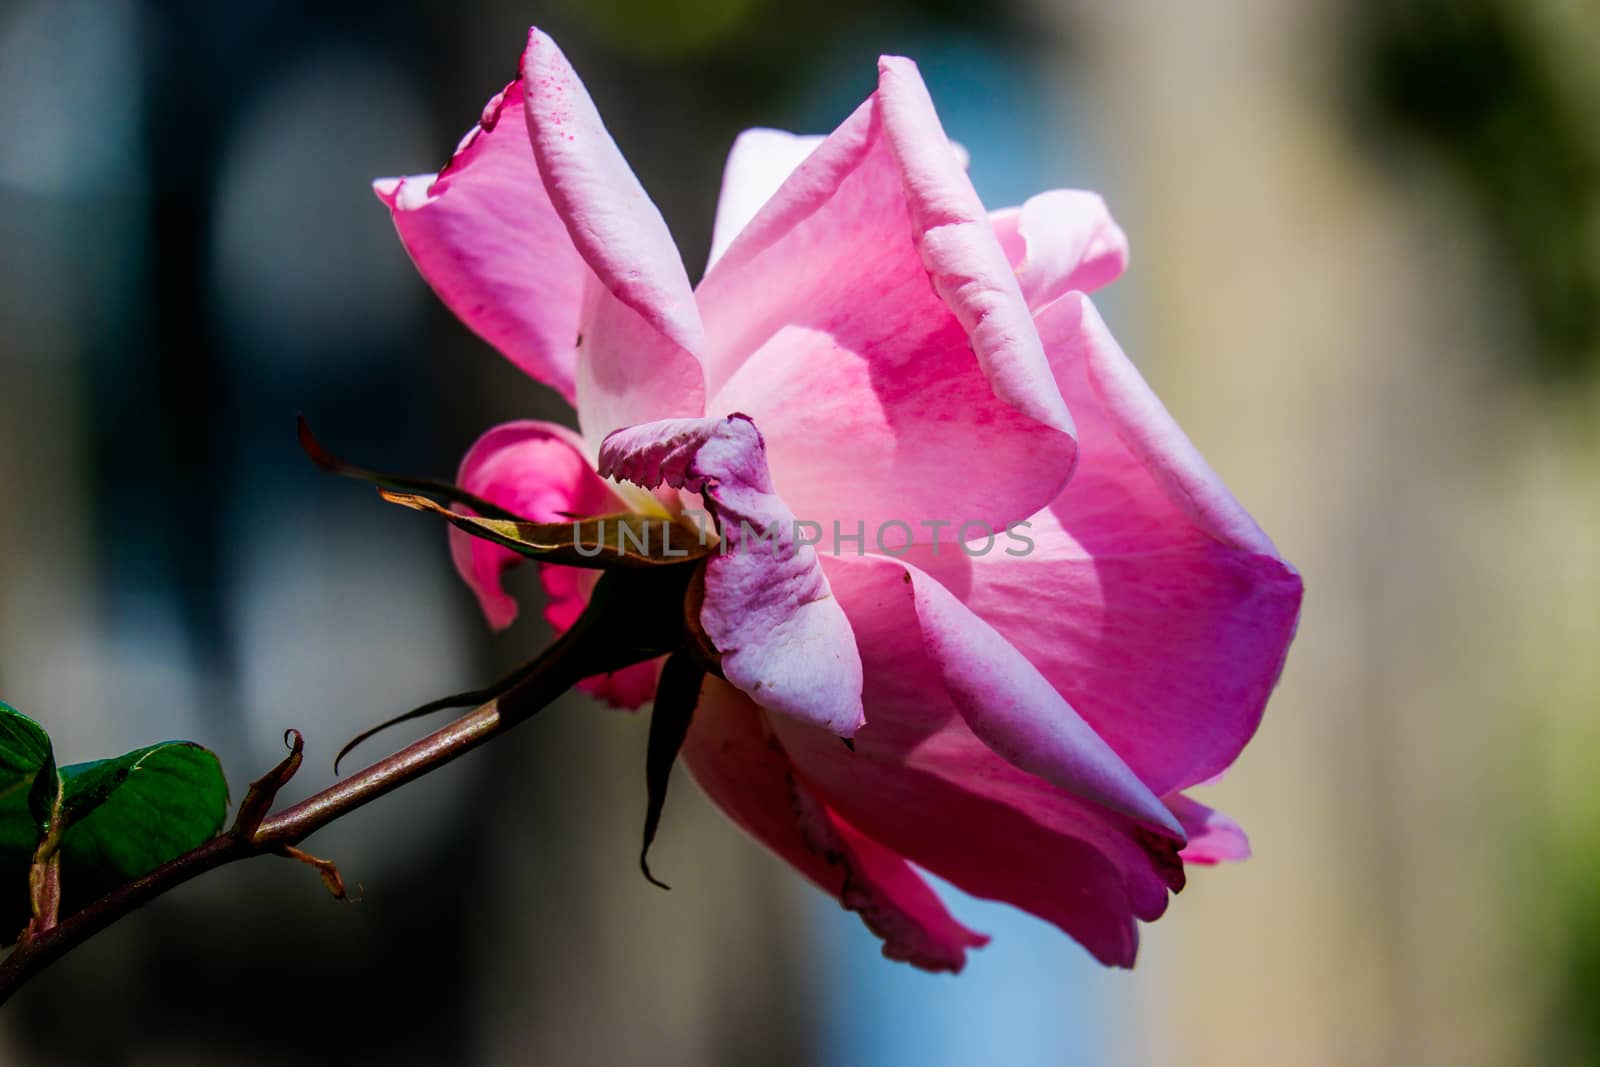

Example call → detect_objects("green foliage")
0 706 55 854
56 744 228 896
0 705 56 936
0 703 228 942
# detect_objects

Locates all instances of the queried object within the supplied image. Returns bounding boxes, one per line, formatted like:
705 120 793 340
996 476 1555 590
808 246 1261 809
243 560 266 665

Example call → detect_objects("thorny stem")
0 564 686 1006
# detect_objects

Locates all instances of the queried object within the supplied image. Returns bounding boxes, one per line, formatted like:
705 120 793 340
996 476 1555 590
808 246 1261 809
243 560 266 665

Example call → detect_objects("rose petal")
706 128 824 273
451 420 656 708
769 556 1188 967
376 28 710 438
989 189 1130 308
828 554 1180 838
1168 794 1252 866
599 415 864 735
1057 292 1280 556
374 84 583 403
875 56 1072 435
912 293 1303 794
450 421 614 629
521 29 707 444
696 59 1077 543
682 677 988 972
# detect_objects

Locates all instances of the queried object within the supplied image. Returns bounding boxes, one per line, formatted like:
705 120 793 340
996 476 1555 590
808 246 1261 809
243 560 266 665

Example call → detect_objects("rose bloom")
376 28 1302 970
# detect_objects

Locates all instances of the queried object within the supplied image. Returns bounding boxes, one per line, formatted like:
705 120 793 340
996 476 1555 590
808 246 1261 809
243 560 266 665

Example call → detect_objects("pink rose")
376 28 1301 970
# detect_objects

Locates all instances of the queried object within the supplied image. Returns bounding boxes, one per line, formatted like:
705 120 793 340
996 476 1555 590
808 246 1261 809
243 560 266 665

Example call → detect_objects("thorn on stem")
232 730 305 840
334 657 551 774
276 845 352 901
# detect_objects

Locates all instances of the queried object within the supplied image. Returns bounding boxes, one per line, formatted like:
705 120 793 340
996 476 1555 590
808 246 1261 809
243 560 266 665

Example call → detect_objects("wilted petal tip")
372 173 438 210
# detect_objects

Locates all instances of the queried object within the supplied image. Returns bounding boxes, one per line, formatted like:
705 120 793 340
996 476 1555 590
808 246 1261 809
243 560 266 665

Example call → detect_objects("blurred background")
1 0 1597 1062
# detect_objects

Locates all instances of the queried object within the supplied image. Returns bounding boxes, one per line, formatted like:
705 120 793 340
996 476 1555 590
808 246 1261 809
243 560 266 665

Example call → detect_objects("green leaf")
0 702 56 858
379 489 711 569
0 711 231 943
0 703 57 937
56 742 228 899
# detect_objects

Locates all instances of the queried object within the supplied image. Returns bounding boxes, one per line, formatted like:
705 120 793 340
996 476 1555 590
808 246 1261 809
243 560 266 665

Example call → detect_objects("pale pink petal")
377 28 709 433
706 128 824 273
875 56 1072 435
598 416 864 735
450 420 656 708
918 524 1300 797
698 98 876 304
521 29 706 443
681 677 988 972
989 189 1129 308
1061 292 1279 555
912 292 1303 794
770 556 1188 967
374 85 582 403
833 554 1179 837
697 63 1076 542
1168 794 1252 866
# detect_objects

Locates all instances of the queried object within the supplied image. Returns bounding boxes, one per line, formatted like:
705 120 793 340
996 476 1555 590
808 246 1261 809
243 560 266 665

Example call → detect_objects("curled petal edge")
599 416 865 736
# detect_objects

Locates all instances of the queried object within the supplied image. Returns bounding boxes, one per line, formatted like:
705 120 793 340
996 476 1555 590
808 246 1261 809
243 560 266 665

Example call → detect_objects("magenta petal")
776 720 1159 967
682 678 988 972
697 65 1076 541
451 421 658 708
450 420 617 629
598 416 865 735
520 29 707 442
825 814 992 970
374 85 583 403
1168 794 1252 865
581 662 661 711
989 189 1130 308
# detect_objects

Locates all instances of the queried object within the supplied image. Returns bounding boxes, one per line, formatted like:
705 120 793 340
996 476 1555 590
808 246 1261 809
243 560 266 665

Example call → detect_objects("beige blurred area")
1046 1 1600 1064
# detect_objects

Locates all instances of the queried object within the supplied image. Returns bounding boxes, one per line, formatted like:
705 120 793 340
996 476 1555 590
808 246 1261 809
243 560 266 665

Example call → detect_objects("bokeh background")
1 0 1597 1063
